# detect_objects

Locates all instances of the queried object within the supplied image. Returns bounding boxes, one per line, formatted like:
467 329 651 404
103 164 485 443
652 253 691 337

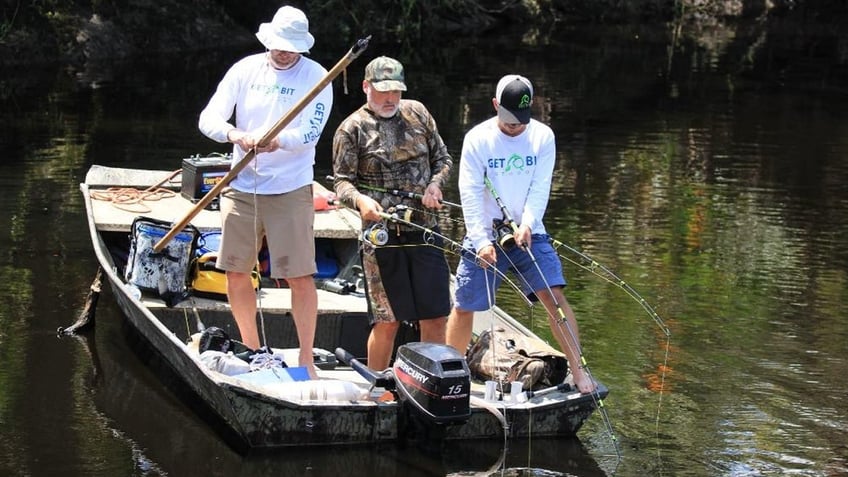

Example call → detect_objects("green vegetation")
2 0 845 66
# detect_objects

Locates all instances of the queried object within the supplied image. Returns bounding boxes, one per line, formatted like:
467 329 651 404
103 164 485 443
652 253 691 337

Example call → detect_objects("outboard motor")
334 343 471 446
393 342 471 425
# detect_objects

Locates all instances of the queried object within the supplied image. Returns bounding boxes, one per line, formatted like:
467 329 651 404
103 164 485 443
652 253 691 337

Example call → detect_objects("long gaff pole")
153 36 372 253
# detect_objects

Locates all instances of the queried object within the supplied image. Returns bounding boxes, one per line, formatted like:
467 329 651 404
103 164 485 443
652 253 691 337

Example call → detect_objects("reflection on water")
61 295 608 477
1 20 847 477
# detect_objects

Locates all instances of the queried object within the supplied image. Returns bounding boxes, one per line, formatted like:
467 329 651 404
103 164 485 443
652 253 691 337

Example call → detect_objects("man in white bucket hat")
199 5 333 378
255 5 315 54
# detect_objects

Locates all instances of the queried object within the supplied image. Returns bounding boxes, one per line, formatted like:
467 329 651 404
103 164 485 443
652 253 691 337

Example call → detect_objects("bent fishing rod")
548 237 670 336
549 234 672 459
323 194 530 305
367 206 533 308
372 179 669 338
326 175 461 208
151 35 372 253
482 174 621 460
483 174 587 356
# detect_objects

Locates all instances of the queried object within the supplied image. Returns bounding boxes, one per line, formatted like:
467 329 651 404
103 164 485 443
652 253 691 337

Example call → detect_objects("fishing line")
249 155 270 351
548 236 672 458
387 202 465 229
374 209 533 308
482 255 511 443
526 241 622 461
482 174 622 463
492 229 622 461
548 238 670 336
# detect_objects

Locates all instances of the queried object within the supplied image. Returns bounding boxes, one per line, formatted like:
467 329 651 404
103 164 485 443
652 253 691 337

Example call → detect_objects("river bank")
3 0 843 68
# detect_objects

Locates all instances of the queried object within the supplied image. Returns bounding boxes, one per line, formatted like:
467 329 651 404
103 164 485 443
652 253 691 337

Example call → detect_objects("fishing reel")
389 204 415 224
363 222 389 246
492 218 516 249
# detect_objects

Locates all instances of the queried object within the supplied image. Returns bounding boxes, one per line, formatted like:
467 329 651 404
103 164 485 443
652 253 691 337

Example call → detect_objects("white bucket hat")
255 6 315 53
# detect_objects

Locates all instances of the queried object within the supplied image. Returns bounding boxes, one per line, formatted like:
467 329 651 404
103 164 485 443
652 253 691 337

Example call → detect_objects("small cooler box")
181 155 232 209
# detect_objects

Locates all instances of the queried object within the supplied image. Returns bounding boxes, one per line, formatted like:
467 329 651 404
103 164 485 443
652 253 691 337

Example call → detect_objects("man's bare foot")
573 369 597 394
306 367 319 380
300 351 319 380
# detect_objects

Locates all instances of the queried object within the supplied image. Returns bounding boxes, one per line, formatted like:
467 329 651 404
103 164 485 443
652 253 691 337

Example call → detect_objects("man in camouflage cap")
363 56 408 92
332 56 453 370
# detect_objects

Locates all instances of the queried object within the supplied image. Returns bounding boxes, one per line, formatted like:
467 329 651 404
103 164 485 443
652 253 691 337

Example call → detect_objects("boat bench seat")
141 287 367 315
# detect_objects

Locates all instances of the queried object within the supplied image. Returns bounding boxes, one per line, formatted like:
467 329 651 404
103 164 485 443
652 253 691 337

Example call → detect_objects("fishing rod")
483 174 587 356
549 235 671 464
370 206 533 308
548 238 670 336
326 175 461 208
321 194 530 306
482 174 621 460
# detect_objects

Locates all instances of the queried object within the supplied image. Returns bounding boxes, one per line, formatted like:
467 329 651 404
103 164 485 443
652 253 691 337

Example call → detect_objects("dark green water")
1 22 846 477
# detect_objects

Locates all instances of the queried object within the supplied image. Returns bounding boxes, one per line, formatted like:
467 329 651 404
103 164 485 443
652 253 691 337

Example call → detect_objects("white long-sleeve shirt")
458 117 556 251
198 53 333 194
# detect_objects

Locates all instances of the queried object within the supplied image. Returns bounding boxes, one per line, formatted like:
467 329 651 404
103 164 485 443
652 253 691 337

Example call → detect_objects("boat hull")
81 165 607 451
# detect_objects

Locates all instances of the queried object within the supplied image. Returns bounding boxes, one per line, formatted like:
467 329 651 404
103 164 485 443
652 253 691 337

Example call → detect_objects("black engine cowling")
392 342 471 425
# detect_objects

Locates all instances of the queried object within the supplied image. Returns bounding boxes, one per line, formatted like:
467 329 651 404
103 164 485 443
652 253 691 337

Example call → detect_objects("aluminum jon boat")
78 162 608 452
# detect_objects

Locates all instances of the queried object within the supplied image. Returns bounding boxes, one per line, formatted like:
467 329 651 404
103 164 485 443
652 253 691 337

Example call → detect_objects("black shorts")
366 230 452 324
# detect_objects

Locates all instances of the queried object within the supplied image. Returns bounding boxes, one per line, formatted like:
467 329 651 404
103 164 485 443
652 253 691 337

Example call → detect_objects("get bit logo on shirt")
487 153 537 175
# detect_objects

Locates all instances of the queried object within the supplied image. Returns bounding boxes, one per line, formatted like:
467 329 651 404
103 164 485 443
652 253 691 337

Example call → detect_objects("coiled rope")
90 169 182 213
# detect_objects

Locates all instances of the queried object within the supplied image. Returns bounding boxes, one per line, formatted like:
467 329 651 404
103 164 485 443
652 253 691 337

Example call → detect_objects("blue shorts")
453 234 566 312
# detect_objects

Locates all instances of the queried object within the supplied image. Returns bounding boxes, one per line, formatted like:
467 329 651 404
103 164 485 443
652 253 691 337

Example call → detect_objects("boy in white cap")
446 74 597 394
198 6 333 378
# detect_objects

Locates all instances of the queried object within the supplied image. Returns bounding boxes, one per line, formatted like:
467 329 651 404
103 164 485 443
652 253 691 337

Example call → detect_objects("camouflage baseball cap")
364 56 407 92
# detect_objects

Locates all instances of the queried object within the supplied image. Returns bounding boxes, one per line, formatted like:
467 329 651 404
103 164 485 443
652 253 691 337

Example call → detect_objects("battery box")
181 155 232 208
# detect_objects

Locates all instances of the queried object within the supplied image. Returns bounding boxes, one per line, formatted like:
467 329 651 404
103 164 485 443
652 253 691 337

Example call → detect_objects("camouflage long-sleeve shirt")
332 99 453 231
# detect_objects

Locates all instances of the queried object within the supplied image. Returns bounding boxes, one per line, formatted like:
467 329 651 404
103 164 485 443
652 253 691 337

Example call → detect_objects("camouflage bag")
466 325 569 391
